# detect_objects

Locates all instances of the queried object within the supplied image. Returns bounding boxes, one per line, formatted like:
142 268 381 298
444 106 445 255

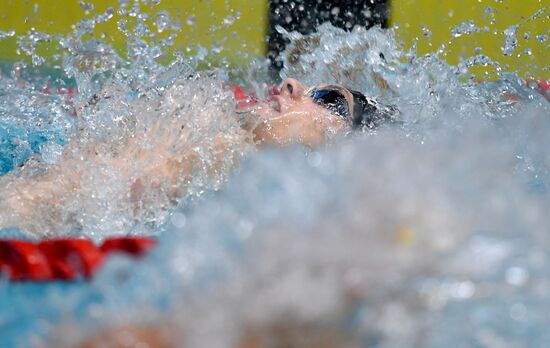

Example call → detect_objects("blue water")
1 4 549 347
0 125 66 175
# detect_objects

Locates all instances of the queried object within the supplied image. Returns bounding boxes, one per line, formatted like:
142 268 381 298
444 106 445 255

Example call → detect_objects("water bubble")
171 212 187 228
536 34 548 43
501 25 518 56
505 267 529 286
94 7 115 23
211 42 223 55
307 152 323 167
223 16 235 26
79 1 94 14
421 25 432 38
117 18 128 33
451 20 480 38
450 280 476 300
155 10 171 33
0 30 15 39
31 54 45 66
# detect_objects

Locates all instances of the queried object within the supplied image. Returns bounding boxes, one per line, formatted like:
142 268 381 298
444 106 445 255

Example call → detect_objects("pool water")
1 3 549 348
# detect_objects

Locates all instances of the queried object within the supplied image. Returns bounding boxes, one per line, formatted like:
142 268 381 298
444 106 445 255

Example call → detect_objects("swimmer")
0 77 397 237
248 78 397 147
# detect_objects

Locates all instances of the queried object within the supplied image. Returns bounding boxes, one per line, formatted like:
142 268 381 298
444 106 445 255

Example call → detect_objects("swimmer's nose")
281 78 307 100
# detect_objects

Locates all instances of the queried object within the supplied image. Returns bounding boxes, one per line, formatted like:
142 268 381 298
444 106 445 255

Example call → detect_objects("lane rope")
0 237 156 281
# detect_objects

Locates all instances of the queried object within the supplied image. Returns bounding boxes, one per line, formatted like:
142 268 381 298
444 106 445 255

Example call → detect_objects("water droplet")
171 212 187 228
421 26 432 38
506 267 529 286
536 34 548 43
450 280 475 299
186 15 196 26
223 16 235 26
451 20 479 38
501 25 518 56
79 1 94 14
155 10 170 33
0 30 15 39
212 42 223 55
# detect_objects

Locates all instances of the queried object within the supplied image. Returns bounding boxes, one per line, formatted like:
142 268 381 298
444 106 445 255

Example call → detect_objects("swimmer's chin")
251 100 282 118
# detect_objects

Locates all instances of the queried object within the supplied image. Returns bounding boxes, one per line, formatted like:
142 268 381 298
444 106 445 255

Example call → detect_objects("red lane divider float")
39 239 104 280
0 237 156 282
527 79 550 102
0 240 53 281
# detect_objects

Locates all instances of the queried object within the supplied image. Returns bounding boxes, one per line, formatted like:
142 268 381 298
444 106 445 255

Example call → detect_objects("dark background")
268 0 389 75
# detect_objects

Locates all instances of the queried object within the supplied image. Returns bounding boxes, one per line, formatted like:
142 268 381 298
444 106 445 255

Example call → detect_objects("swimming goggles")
308 84 398 129
307 86 353 120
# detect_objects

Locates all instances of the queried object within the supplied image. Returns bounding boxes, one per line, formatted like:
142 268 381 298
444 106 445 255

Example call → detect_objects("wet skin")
0 77 353 236
250 78 350 147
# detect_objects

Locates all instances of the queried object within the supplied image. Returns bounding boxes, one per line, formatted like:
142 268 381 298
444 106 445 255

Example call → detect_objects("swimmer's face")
251 78 352 147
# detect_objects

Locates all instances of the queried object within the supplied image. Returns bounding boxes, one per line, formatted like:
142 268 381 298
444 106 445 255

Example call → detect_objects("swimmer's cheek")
253 117 328 148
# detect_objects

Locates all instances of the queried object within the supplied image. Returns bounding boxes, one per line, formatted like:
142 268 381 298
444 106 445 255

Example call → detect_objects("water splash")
501 25 519 56
0 1 252 238
0 2 549 348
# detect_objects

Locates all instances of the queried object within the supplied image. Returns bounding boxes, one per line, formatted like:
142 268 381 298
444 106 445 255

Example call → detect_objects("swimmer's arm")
128 132 243 202
0 168 79 236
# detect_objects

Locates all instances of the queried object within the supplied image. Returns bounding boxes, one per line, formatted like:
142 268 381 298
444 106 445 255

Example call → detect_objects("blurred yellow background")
0 0 547 79
391 0 548 79
0 0 268 66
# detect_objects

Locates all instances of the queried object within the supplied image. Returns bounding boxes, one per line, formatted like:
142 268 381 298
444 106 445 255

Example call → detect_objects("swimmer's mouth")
264 84 282 113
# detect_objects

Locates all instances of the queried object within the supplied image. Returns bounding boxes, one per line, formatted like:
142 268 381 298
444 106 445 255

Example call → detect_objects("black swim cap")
349 90 399 130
